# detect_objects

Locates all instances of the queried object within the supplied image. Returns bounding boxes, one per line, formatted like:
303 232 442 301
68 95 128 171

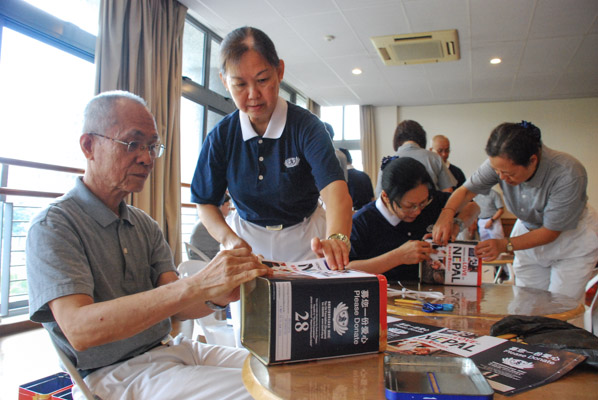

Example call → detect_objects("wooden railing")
0 156 198 319
0 157 85 199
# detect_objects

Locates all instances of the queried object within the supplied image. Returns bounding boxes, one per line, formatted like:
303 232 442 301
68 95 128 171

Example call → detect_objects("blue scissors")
422 302 454 313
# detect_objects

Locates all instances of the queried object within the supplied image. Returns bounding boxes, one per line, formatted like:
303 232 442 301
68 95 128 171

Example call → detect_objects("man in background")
430 134 466 189
339 148 374 210
324 121 348 181
473 189 505 241
375 120 456 196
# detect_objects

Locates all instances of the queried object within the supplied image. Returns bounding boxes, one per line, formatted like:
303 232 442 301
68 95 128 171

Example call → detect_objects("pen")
394 298 454 312
394 298 423 306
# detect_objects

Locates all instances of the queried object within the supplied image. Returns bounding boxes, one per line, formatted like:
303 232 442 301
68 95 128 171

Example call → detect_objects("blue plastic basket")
18 372 73 400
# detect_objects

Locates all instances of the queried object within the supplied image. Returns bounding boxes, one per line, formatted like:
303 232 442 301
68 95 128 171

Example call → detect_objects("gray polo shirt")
26 177 176 372
375 143 457 195
473 189 504 219
465 146 587 231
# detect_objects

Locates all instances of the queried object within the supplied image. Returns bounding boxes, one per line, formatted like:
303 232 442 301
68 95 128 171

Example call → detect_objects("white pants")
225 204 327 262
477 218 505 241
74 335 251 400
511 206 598 300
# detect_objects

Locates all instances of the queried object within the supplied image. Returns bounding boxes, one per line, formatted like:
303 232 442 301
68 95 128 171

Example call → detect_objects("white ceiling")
180 0 598 107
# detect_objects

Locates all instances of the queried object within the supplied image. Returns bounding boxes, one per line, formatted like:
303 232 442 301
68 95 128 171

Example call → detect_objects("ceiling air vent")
371 29 460 66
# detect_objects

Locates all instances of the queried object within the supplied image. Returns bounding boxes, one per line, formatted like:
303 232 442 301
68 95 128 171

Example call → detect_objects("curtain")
308 99 321 117
360 105 378 183
95 0 187 265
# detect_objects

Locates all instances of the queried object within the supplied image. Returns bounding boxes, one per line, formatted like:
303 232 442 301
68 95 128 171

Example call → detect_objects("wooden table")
243 283 594 399
387 282 584 329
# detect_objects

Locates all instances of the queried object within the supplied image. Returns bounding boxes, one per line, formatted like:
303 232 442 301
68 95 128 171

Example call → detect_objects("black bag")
490 315 598 368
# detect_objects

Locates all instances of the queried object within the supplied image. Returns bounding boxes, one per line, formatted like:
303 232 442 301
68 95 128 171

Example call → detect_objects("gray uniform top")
26 177 175 372
465 146 587 231
190 220 220 259
375 143 457 195
473 189 504 219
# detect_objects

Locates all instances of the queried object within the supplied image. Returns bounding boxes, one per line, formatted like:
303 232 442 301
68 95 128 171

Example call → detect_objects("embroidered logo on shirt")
284 157 300 168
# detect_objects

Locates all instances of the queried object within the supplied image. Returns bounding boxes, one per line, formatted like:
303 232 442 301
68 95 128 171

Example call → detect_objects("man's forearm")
49 274 204 351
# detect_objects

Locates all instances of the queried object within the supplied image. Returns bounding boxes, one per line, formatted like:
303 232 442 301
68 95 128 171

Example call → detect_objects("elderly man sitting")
26 91 270 400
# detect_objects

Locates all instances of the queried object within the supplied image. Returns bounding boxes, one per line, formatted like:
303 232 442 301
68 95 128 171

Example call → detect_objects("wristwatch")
506 240 514 253
327 233 351 251
205 300 227 311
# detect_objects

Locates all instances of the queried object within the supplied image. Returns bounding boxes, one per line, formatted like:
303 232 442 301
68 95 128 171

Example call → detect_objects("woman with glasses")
190 26 352 270
347 157 479 281
433 121 598 300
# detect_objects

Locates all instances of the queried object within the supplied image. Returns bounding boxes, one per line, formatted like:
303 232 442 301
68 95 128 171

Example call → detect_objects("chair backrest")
178 259 209 277
184 242 211 262
584 273 598 334
177 260 236 346
50 336 101 400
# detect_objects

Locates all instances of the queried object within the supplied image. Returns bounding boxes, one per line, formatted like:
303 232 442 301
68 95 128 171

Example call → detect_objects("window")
321 105 362 170
179 18 235 256
209 39 227 98
182 22 205 85
24 0 100 35
0 0 98 318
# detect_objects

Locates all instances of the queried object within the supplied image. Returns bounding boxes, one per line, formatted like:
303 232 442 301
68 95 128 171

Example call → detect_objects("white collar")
240 97 288 141
376 197 402 226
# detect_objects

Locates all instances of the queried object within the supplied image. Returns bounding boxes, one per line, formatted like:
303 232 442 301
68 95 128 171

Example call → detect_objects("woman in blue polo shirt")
433 121 598 300
190 26 352 269
347 157 479 281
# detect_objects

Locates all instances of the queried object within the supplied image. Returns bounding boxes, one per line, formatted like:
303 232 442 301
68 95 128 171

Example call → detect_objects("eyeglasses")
89 132 165 158
396 197 433 213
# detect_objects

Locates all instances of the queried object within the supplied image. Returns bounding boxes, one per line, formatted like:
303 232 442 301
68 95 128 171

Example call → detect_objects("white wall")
374 97 598 212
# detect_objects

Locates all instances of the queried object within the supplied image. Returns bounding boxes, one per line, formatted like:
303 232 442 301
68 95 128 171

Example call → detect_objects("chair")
184 242 211 262
481 254 515 285
584 273 598 335
50 336 101 400
177 260 236 347
492 254 515 284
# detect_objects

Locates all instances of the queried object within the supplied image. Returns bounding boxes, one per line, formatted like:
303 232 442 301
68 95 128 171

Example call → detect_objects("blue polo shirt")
191 99 344 227
350 191 450 282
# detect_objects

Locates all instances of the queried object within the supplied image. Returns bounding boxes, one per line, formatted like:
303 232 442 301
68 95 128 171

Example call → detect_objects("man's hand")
311 237 349 270
189 248 270 303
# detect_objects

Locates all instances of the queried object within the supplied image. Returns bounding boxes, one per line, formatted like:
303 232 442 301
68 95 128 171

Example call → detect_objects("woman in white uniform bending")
433 121 598 300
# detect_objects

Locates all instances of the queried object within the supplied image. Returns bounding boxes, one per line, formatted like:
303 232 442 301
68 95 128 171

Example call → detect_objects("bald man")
430 135 466 189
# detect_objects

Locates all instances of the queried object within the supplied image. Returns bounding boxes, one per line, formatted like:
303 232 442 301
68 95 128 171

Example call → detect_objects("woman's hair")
381 157 433 207
220 26 280 76
392 120 427 151
485 121 542 166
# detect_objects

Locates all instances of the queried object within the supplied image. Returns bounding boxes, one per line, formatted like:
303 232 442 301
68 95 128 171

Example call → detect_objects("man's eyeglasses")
396 197 433 213
89 132 165 158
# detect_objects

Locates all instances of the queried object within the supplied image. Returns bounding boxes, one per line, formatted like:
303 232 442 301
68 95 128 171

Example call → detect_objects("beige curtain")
360 105 378 183
95 0 187 265
308 99 321 117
